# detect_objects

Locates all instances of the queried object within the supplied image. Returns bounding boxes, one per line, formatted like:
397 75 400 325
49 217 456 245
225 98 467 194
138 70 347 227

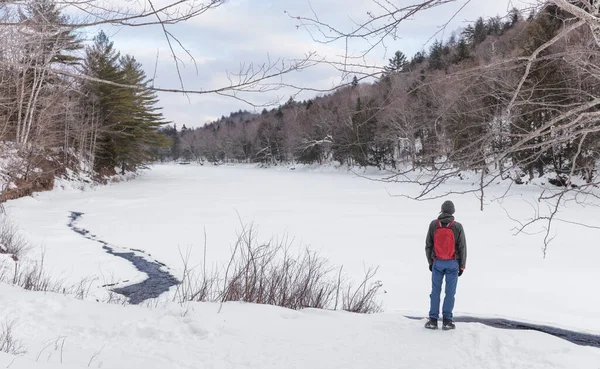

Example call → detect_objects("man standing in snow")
424 200 467 330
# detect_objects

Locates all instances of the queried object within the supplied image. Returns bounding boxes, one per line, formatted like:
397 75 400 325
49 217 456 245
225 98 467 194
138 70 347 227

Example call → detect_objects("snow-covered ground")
0 282 598 369
2 163 599 367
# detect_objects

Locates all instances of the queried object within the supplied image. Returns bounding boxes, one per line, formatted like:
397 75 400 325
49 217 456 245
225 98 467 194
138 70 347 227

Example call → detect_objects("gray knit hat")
441 200 455 215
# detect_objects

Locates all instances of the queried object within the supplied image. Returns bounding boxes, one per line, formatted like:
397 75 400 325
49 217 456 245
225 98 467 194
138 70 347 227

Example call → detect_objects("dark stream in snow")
406 316 600 348
68 212 180 304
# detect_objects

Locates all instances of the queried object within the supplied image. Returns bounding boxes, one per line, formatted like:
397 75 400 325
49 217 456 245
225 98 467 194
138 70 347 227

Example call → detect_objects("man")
424 200 467 330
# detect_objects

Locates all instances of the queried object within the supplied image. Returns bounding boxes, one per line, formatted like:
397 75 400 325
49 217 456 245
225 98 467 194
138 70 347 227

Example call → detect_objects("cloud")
103 0 530 128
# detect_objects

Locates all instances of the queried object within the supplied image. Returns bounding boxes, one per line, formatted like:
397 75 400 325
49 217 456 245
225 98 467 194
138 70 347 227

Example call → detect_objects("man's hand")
429 264 433 272
458 268 464 277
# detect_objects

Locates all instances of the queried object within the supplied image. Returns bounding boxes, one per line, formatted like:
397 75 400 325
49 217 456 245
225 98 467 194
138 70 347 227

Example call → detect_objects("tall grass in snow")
174 224 383 314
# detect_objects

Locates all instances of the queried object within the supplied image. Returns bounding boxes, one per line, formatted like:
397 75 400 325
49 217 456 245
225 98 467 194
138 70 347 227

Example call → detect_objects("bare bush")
0 320 26 355
10 255 60 292
0 215 29 260
0 249 95 299
175 224 383 314
341 266 383 314
101 291 130 306
173 245 220 304
220 235 338 310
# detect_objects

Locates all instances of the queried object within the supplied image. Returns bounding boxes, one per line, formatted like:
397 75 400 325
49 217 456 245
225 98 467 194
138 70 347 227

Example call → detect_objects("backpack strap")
436 219 455 228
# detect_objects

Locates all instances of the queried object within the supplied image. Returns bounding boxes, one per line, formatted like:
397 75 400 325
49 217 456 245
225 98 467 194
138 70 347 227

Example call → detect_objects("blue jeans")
429 259 459 320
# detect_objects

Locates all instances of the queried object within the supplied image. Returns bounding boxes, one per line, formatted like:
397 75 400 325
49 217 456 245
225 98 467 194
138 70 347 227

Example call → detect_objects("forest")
162 6 599 185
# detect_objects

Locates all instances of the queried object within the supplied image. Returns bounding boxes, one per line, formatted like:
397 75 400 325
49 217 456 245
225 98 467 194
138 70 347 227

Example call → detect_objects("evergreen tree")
486 16 503 36
285 96 294 107
82 31 168 173
157 124 180 161
408 51 426 70
384 51 408 74
461 25 475 44
23 0 82 66
351 76 358 88
473 17 487 45
509 7 520 26
116 55 169 173
81 31 125 171
453 38 471 63
275 107 284 120
428 40 445 70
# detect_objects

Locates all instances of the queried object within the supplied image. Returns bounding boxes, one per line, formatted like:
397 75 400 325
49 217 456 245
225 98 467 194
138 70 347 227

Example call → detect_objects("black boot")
424 318 438 330
442 318 455 330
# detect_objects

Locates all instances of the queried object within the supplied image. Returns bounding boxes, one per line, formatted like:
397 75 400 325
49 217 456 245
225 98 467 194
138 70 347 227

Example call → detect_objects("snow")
0 283 598 369
1 162 599 367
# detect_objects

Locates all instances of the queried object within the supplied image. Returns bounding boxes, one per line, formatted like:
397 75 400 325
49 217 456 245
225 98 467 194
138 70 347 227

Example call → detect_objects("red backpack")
434 220 456 260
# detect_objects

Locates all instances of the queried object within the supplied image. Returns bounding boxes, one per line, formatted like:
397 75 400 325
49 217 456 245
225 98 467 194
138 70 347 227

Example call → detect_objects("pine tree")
81 31 127 172
453 38 471 63
428 40 445 70
509 7 520 26
486 16 503 36
473 17 487 45
115 55 169 174
408 51 426 70
275 107 284 120
82 31 168 174
22 0 82 66
461 25 475 44
157 124 180 161
384 51 408 74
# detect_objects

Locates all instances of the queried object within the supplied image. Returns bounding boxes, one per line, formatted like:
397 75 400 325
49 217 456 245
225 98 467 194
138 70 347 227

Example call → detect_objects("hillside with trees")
0 1 169 201
164 6 599 186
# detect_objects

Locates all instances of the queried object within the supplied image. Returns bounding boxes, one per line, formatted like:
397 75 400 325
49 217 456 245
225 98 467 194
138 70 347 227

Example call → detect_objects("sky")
97 0 532 128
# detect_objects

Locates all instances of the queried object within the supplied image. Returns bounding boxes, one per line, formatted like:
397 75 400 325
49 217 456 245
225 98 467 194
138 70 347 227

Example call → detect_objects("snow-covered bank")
0 283 598 369
5 163 600 333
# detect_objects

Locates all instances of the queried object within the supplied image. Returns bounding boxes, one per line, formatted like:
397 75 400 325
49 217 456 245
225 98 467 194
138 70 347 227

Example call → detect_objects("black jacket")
425 213 467 269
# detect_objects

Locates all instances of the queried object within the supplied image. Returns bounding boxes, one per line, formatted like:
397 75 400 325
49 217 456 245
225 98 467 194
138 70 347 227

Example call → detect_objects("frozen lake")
7 163 600 332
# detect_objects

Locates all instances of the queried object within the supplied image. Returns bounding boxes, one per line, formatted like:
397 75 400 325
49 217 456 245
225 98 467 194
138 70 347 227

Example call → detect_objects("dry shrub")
0 216 30 260
6 253 60 292
0 320 26 355
173 246 220 303
175 224 383 314
0 250 94 299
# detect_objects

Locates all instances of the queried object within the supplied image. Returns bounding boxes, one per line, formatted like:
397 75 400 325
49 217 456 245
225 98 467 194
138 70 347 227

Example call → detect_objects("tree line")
0 0 168 191
162 6 599 185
